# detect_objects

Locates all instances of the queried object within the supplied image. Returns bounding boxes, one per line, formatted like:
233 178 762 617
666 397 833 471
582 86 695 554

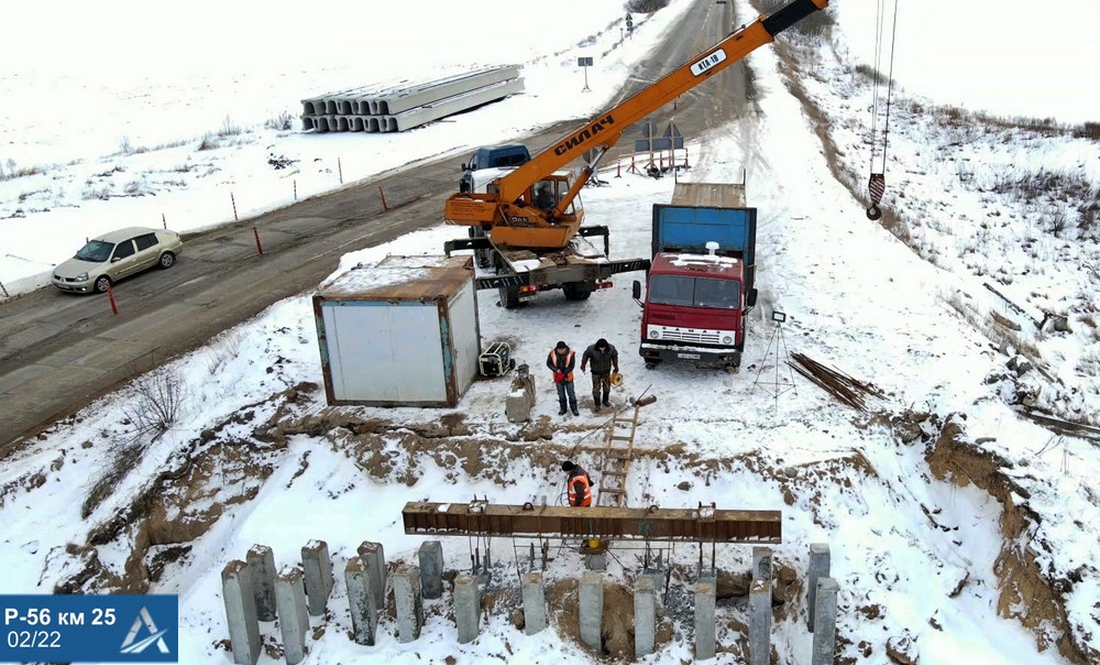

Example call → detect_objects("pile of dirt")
546 577 649 660
925 414 1097 665
52 387 297 594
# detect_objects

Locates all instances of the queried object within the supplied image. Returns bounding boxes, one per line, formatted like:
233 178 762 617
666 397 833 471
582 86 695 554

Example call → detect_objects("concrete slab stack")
301 65 524 133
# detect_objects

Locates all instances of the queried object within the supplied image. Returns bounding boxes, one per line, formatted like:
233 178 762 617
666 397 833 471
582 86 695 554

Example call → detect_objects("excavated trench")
32 376 1093 663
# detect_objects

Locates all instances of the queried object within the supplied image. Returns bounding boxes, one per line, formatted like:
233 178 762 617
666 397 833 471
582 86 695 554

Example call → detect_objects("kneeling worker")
561 460 593 507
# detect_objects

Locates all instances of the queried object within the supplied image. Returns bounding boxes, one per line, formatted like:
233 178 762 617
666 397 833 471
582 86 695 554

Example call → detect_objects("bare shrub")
218 116 244 137
1077 200 1098 237
81 184 112 200
207 330 245 376
1048 209 1070 237
81 437 144 519
118 135 135 155
123 179 148 196
122 365 187 435
197 133 220 151
264 111 294 132
2 162 48 182
1072 122 1100 141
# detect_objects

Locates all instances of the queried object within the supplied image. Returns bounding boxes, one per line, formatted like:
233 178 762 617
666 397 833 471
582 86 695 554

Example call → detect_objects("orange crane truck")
444 0 830 308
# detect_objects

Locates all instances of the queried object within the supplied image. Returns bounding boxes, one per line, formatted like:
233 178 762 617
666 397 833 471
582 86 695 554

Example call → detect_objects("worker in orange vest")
561 460 593 507
546 341 579 416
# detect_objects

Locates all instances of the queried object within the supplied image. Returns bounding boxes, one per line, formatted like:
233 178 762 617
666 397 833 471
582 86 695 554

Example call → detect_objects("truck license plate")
677 353 701 360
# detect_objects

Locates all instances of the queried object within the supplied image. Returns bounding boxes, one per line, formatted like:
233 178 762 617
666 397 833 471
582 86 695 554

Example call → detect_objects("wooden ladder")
595 404 641 508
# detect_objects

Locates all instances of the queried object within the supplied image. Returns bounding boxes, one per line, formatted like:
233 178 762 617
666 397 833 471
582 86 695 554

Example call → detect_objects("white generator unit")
312 256 481 407
478 341 515 378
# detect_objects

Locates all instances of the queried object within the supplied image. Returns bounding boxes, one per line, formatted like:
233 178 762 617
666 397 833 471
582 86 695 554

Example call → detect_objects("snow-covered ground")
1 0 1099 664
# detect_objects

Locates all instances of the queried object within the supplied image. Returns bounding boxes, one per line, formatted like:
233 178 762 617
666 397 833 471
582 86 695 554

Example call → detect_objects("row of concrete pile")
301 65 523 133
220 538 840 665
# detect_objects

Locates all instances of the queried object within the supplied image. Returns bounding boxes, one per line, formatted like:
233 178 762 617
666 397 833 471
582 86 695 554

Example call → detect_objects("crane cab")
446 169 585 249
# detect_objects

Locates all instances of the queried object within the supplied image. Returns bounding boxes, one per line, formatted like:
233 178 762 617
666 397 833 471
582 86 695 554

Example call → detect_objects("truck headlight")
649 329 660 339
722 335 732 345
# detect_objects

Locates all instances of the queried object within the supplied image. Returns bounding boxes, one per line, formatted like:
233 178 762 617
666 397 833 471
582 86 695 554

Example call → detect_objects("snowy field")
1 0 1099 664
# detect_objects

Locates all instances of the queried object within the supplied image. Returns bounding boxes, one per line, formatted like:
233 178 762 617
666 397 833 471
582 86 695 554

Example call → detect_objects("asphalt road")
0 0 749 457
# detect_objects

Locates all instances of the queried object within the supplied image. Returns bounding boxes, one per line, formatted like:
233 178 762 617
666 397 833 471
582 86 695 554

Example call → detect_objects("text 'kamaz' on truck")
442 0 828 308
632 181 757 371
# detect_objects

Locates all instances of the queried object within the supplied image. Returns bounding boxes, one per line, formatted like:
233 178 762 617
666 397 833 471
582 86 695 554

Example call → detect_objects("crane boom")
445 0 829 250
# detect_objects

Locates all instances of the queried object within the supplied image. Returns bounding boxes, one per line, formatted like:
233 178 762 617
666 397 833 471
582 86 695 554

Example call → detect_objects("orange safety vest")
568 471 593 507
547 349 575 383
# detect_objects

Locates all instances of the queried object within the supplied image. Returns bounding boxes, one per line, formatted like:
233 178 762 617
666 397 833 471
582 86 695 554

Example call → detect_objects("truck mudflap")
640 342 742 368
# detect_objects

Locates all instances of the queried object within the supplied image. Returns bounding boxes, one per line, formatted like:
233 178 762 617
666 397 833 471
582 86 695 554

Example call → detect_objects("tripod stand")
752 312 797 408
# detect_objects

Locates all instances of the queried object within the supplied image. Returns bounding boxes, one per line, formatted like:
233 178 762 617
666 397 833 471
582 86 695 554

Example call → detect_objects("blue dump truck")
632 181 758 370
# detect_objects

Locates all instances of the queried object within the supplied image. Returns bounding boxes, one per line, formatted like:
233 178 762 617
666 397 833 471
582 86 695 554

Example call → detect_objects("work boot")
602 392 611 406
559 406 567 416
571 406 580 416
593 396 602 413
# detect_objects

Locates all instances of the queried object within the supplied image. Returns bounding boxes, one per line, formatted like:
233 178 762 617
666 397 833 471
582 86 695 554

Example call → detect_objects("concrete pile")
301 65 524 133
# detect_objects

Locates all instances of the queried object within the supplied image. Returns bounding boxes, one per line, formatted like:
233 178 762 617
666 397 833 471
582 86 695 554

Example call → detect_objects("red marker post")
253 227 264 255
106 284 118 315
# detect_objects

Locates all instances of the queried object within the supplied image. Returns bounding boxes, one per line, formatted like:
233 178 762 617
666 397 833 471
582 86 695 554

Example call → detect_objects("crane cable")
866 0 900 221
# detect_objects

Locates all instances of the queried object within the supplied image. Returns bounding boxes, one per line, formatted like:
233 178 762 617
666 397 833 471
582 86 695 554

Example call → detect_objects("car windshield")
650 275 740 309
74 240 115 263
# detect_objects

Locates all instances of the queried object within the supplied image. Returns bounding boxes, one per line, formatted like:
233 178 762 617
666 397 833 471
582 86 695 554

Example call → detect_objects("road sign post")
577 57 593 92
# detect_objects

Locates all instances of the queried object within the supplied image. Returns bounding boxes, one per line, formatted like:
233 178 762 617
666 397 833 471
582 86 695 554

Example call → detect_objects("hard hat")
610 372 623 386
588 539 601 549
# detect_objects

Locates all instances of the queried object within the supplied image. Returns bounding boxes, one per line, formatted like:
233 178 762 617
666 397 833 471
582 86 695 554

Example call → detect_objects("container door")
447 280 480 395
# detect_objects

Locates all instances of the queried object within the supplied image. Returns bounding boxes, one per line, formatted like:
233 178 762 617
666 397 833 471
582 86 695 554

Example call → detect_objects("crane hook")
866 173 886 221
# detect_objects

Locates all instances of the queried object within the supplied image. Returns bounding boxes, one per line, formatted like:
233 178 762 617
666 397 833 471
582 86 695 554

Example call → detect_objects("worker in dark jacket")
536 182 556 212
546 341 579 416
561 460 593 507
580 338 619 413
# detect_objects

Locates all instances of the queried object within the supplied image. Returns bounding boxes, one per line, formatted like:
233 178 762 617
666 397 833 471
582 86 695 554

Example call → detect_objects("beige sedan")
51 227 183 294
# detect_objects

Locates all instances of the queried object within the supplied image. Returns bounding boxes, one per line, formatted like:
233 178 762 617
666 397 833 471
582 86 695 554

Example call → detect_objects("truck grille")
656 328 721 344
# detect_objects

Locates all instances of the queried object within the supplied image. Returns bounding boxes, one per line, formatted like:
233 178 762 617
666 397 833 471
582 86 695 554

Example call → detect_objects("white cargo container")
312 255 480 407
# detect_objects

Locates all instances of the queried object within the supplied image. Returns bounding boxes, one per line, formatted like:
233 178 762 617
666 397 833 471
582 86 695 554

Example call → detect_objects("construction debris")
787 352 885 411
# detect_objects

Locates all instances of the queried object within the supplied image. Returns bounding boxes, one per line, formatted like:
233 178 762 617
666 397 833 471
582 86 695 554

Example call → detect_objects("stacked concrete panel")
301 65 524 133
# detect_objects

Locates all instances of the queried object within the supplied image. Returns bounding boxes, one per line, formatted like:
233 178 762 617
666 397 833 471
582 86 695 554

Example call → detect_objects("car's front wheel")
94 275 112 293
158 251 176 269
